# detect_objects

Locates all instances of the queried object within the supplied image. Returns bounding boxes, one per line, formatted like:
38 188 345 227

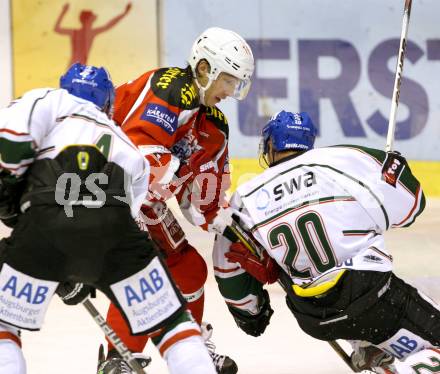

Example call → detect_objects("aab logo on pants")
2 275 49 304
0 264 58 330
110 257 183 334
124 268 164 306
379 329 433 360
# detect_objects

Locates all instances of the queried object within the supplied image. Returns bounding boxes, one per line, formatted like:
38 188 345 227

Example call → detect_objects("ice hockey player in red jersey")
98 27 254 374
213 110 440 373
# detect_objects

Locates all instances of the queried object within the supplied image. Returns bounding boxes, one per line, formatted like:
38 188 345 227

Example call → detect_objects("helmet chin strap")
195 76 214 106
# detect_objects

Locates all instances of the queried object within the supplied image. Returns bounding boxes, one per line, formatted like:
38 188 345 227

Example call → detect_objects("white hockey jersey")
213 146 425 313
392 348 440 373
0 88 149 218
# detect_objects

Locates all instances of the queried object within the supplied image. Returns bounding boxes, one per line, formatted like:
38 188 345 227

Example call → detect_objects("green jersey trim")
215 273 262 300
0 137 35 165
402 187 426 227
332 145 420 196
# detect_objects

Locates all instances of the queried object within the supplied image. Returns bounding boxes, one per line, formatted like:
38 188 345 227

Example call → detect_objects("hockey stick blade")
386 0 413 152
82 299 146 374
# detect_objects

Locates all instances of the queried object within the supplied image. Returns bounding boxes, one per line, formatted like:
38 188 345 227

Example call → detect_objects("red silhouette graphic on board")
54 3 132 66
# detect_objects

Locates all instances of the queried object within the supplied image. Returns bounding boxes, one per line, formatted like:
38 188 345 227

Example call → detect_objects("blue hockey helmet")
60 63 115 113
261 110 317 156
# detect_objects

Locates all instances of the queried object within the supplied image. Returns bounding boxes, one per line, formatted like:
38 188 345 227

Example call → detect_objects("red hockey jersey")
113 66 231 222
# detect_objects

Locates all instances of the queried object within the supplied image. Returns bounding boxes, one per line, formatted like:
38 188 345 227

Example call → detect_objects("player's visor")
217 74 252 101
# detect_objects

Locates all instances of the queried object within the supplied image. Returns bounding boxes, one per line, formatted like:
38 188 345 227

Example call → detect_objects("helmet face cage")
60 63 115 113
188 27 254 100
259 111 317 165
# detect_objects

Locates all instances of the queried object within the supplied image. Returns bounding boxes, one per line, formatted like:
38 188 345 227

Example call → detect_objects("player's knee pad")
0 339 26 374
164 335 216 374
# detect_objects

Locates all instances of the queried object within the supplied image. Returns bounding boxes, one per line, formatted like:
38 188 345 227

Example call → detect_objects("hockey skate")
201 322 238 374
350 344 396 373
97 344 151 374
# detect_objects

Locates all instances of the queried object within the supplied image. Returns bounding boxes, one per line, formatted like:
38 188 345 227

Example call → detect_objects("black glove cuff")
56 282 93 305
228 289 274 337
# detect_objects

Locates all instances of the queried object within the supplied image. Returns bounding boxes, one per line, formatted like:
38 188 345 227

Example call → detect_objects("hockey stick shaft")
386 0 413 152
227 222 357 372
82 299 146 374
328 341 357 372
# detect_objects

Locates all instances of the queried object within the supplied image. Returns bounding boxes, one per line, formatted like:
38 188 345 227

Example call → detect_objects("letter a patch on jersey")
110 257 184 334
0 264 58 330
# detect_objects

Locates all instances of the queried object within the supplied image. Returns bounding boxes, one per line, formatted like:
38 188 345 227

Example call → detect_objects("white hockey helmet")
188 27 254 101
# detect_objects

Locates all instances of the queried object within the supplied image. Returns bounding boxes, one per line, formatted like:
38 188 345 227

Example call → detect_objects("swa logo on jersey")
141 104 178 135
124 269 164 307
1 276 49 305
274 171 316 201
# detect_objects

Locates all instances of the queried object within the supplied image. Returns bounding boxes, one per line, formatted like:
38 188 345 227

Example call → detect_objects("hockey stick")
226 222 357 372
81 299 146 374
386 0 413 152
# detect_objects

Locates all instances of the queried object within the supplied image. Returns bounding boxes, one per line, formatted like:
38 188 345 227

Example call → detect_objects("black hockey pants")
286 270 440 346
0 205 158 292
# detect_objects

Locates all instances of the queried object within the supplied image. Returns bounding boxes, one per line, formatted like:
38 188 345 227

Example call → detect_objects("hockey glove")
227 289 273 337
56 282 94 305
381 151 409 187
225 242 279 284
0 173 25 228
